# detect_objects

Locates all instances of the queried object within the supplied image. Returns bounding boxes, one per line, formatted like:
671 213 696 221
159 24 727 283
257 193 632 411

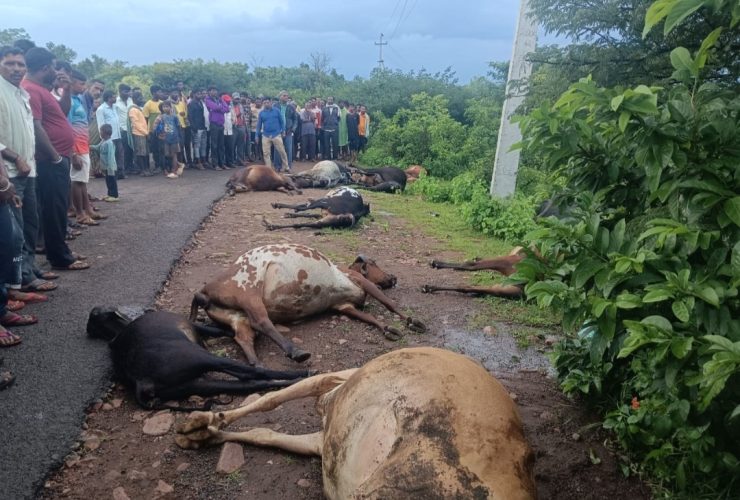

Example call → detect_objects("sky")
8 0 528 82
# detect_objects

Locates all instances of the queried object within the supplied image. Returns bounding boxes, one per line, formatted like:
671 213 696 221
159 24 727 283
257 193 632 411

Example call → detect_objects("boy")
127 91 151 176
97 124 119 201
153 101 182 179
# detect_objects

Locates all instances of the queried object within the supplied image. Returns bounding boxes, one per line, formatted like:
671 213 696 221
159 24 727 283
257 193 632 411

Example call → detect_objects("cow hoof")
429 260 439 269
270 202 279 208
383 326 403 341
406 318 427 333
228 189 236 197
289 349 311 363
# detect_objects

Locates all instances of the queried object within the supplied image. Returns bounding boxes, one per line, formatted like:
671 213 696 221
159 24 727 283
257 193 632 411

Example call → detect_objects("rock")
291 336 303 344
545 335 558 346
64 453 81 468
572 432 581 441
127 470 148 481
155 480 174 494
104 470 121 482
82 435 101 451
152 460 161 468
112 487 131 500
176 462 190 473
216 442 244 474
101 403 114 411
297 478 311 488
483 325 496 335
539 411 554 421
241 393 261 406
275 325 290 333
143 412 174 436
132 410 150 422
338 339 348 345
111 398 123 408
509 392 518 401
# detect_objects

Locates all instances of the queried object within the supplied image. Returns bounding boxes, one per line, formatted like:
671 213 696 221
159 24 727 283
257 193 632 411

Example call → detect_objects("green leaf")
642 315 673 332
609 219 626 253
695 286 720 307
723 197 740 226
610 95 624 111
573 259 604 288
618 111 630 132
670 47 696 76
671 337 693 359
616 293 642 309
732 241 740 277
672 300 690 322
696 27 723 68
643 0 672 37
664 0 705 35
643 289 674 303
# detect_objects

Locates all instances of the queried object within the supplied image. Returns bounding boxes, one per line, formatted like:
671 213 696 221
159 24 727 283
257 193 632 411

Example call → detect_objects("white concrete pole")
490 0 537 197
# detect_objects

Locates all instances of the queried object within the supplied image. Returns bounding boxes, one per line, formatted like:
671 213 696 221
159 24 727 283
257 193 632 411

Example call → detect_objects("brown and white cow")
288 160 349 189
421 246 527 299
405 164 427 184
226 165 301 196
176 347 537 500
189 244 425 365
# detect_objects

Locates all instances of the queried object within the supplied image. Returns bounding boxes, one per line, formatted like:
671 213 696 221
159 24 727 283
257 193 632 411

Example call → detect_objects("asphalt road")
0 169 231 500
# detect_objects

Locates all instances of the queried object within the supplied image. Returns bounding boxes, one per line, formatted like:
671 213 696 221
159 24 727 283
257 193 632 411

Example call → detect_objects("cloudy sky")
9 0 528 81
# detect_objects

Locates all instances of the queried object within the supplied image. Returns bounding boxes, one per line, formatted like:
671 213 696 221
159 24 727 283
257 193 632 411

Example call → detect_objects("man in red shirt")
21 48 88 271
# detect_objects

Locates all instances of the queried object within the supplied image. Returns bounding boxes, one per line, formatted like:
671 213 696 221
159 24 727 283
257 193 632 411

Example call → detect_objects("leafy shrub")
405 174 452 203
461 191 538 242
516 2 740 496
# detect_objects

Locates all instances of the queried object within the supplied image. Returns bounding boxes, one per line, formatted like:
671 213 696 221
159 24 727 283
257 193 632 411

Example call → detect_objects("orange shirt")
358 112 369 137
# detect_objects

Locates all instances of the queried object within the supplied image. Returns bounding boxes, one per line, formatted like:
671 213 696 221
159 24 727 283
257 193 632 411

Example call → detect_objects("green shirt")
0 76 36 178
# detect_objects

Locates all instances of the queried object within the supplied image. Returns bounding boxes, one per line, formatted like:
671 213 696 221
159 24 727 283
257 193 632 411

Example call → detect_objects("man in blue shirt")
255 98 290 172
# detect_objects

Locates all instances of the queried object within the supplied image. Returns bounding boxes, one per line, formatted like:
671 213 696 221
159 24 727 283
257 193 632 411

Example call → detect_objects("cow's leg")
203 305 261 366
345 271 427 333
189 352 308 381
179 427 324 456
421 283 524 299
271 201 310 210
263 214 353 231
332 303 403 340
275 186 299 196
282 212 322 219
156 378 300 402
176 369 356 438
191 322 234 339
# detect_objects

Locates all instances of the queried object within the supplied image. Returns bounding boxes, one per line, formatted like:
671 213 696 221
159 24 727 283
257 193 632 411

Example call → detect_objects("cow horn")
355 254 368 263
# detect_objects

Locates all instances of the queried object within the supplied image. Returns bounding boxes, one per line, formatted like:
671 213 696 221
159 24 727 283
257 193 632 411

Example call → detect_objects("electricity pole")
490 0 537 197
375 33 388 70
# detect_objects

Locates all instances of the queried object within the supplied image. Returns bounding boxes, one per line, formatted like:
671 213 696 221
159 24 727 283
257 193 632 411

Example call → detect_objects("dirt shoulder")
42 162 650 500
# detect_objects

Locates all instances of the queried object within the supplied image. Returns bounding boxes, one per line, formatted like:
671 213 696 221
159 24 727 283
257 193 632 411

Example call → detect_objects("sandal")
71 253 87 260
0 329 21 347
0 312 38 327
21 279 57 293
52 260 90 271
89 212 108 220
0 369 16 389
77 217 99 226
7 300 25 312
38 271 59 280
9 290 48 303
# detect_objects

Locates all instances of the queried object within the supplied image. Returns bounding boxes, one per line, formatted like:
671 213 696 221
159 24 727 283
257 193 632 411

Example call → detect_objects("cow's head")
87 306 134 342
349 255 397 289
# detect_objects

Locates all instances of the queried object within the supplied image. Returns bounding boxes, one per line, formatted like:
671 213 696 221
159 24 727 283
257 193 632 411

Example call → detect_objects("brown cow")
176 347 536 500
405 164 427 184
226 165 301 196
422 246 526 299
189 244 425 365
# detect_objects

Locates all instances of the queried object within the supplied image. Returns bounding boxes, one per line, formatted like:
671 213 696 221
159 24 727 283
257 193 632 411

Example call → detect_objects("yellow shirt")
142 100 161 131
174 100 188 128
128 106 148 137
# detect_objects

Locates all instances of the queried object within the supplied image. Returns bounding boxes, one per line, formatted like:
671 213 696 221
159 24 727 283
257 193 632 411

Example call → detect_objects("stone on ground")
216 442 245 474
142 412 174 436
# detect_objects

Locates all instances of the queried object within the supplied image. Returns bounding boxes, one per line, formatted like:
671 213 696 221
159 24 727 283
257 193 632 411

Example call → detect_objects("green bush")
461 191 538 242
405 174 453 203
516 2 740 495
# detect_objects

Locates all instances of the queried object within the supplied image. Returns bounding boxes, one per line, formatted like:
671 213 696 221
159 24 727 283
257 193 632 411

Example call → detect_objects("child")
98 124 119 201
153 101 183 179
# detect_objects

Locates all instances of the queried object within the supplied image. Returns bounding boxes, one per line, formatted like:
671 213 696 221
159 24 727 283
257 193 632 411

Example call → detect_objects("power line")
389 0 409 40
385 0 403 33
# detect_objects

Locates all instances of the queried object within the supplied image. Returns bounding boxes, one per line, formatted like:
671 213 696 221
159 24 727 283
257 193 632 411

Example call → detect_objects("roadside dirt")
42 161 650 499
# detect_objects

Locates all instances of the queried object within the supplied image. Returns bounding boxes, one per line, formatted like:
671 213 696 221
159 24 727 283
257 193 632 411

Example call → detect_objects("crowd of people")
0 42 373 389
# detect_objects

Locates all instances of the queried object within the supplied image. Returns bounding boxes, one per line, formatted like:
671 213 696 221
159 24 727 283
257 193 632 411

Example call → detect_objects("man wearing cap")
231 92 247 165
255 98 290 171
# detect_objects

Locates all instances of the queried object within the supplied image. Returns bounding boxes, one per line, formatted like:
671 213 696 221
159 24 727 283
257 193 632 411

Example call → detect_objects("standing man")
95 90 122 178
82 78 104 119
273 91 298 171
21 48 88 271
299 102 316 161
0 46 57 292
170 90 191 167
188 89 207 169
255 98 289 171
231 92 247 166
205 87 228 170
250 97 263 162
241 96 253 162
358 104 370 153
321 96 340 160
143 85 165 171
126 91 151 175
114 84 134 175
338 100 349 160
346 103 360 162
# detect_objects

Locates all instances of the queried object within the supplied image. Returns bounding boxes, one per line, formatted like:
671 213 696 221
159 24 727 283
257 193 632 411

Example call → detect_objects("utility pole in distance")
490 0 537 197
375 33 388 70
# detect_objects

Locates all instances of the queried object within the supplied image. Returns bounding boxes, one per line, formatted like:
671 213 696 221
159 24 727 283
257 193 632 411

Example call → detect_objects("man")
358 104 370 153
273 91 298 171
321 96 340 160
256 98 289 171
69 70 102 226
126 91 150 175
114 84 134 175
205 86 228 170
299 101 316 161
82 78 104 119
250 97 263 161
188 89 207 169
170 90 191 167
0 46 57 292
346 103 360 162
143 85 165 171
241 96 253 162
314 98 323 159
338 100 349 160
231 92 247 165
222 94 234 168
95 90 123 178
21 48 88 271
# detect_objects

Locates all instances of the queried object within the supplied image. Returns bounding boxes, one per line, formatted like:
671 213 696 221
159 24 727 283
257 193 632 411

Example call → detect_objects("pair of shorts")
132 135 148 156
69 153 91 183
163 143 180 157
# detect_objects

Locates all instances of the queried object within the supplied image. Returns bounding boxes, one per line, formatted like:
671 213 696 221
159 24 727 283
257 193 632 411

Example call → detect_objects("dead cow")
288 160 348 189
351 166 407 193
176 347 536 500
87 307 308 409
422 246 527 299
226 165 301 196
264 186 369 231
189 244 425 365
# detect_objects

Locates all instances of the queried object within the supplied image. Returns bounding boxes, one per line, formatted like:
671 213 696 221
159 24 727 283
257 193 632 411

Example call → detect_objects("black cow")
264 186 370 231
351 166 407 193
87 307 308 409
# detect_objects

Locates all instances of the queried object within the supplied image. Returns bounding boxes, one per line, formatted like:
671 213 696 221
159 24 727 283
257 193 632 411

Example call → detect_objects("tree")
45 42 76 63
0 28 32 47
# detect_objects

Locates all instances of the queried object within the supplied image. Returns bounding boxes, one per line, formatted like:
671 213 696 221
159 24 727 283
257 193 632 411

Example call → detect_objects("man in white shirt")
96 90 123 178
114 84 134 175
